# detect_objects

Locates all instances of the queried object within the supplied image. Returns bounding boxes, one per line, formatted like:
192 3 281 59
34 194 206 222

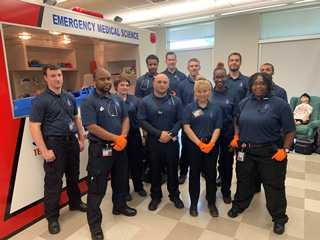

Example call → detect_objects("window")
260 6 320 40
167 21 215 50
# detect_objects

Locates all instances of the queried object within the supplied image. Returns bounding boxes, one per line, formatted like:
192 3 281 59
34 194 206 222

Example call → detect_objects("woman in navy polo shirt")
211 62 240 205
114 75 147 200
228 72 296 235
182 76 222 217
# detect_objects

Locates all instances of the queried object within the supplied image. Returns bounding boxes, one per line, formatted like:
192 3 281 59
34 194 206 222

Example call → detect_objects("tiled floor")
10 152 320 240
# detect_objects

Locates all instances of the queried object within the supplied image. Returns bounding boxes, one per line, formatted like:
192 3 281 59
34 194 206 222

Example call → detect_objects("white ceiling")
29 0 320 28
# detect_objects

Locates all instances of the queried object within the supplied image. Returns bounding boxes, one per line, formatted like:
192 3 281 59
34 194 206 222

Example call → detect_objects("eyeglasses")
252 82 266 87
214 76 227 80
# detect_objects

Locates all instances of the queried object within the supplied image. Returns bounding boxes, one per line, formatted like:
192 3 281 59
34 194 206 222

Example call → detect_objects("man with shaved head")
138 74 184 211
81 68 137 240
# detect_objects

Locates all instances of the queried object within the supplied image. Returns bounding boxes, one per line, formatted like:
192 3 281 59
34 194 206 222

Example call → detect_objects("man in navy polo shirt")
138 73 184 211
81 68 137 240
176 58 201 184
134 54 159 99
29 64 86 235
162 52 187 94
217 53 249 186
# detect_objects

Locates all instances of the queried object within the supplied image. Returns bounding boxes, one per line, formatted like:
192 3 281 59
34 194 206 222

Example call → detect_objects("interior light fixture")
61 35 71 44
221 4 287 16
49 31 62 35
293 0 316 4
18 32 31 40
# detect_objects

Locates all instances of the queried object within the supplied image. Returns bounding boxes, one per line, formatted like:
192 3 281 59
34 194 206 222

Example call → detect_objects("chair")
82 73 94 89
290 96 320 139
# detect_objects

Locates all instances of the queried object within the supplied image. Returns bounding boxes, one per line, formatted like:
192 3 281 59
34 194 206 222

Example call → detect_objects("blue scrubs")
232 93 296 225
211 87 239 198
134 72 155 98
274 84 287 102
182 101 222 206
226 72 248 101
162 68 187 93
137 93 183 201
80 90 129 229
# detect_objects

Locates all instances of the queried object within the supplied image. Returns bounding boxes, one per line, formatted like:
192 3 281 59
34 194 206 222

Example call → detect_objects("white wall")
214 13 260 76
259 38 320 101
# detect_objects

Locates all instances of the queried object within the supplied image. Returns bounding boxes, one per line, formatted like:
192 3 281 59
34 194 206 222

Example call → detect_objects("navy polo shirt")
237 93 296 144
137 93 183 131
226 72 248 101
162 68 187 93
211 87 240 123
182 101 222 138
80 90 128 141
176 76 196 107
274 84 288 102
30 88 78 136
134 72 155 98
124 94 140 131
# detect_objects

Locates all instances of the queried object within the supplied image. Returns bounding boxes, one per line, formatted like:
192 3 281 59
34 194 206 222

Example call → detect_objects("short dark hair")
165 52 176 60
300 93 311 101
188 58 200 66
247 72 274 94
93 68 110 80
42 64 60 76
261 63 274 72
146 54 159 64
113 75 130 91
228 52 242 62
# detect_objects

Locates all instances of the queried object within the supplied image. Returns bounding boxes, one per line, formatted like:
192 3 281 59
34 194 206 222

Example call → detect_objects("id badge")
172 136 178 142
102 147 112 157
192 109 204 118
237 151 245 162
69 121 76 132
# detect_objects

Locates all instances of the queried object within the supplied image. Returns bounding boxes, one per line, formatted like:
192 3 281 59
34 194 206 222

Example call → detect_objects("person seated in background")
294 93 313 125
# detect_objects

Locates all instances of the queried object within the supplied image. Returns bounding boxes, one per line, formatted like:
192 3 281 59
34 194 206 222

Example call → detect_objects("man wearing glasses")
81 68 137 240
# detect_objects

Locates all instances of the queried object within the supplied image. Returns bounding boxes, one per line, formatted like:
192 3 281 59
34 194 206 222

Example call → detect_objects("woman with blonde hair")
182 76 222 217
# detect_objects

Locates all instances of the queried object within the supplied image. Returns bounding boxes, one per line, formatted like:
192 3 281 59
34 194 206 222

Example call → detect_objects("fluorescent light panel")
221 4 287 16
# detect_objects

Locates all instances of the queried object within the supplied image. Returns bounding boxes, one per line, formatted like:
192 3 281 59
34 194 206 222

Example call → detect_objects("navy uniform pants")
187 139 219 205
179 130 189 176
43 136 81 221
126 128 144 192
86 142 128 229
146 136 180 200
217 123 235 197
232 144 289 225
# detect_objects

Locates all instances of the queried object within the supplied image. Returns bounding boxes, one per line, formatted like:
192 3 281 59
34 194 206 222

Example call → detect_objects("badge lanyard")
53 94 76 132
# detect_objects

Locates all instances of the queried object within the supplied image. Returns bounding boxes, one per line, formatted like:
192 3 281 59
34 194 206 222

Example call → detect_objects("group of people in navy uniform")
29 50 295 240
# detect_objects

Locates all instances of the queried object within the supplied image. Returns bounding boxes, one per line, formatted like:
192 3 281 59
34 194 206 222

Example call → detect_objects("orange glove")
230 135 239 148
171 90 176 96
197 141 207 151
271 148 287 161
111 135 127 151
202 141 215 154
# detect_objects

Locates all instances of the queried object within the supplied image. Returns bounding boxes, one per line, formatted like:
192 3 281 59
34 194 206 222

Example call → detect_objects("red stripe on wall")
0 0 41 27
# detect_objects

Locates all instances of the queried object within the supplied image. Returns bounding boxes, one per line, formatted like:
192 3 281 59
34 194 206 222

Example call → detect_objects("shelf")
14 68 78 71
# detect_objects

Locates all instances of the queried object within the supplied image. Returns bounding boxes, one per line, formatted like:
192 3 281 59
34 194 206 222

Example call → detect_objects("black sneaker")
148 199 161 211
170 197 184 209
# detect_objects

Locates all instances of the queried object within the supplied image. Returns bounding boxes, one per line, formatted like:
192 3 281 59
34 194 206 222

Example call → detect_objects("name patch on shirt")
193 109 204 118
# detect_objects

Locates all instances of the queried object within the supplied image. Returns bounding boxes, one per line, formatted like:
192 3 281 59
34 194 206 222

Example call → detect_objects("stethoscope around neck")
140 73 153 90
99 98 118 117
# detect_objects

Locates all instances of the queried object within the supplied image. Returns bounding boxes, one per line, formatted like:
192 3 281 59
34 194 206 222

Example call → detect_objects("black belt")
90 140 113 145
45 135 74 141
200 137 211 144
244 142 275 148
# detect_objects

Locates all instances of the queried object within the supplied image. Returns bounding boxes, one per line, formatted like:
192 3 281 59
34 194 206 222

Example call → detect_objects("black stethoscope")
154 95 175 115
140 74 152 90
99 98 118 117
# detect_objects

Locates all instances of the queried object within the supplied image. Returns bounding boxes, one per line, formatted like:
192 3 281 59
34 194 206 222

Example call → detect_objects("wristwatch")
284 148 290 153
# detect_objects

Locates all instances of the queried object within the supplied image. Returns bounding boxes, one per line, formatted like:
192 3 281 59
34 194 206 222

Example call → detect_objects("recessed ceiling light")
293 0 316 4
61 35 71 44
49 31 62 35
221 4 287 16
18 32 31 40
